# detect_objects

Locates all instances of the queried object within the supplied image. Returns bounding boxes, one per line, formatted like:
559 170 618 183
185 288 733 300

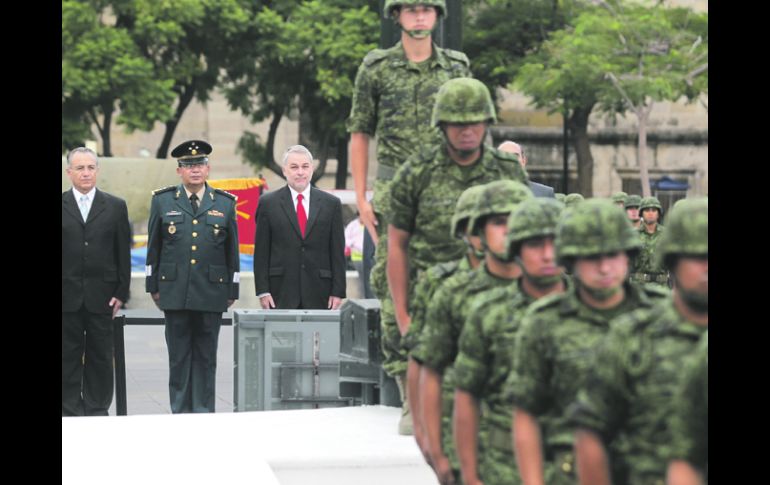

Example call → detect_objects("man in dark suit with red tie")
62 147 131 416
253 145 346 309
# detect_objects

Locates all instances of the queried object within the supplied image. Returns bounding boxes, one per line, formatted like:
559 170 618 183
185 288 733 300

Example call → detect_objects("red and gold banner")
208 177 268 254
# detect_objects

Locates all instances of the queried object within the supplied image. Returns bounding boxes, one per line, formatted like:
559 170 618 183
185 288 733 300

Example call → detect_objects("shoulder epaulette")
363 48 390 66
151 185 176 196
442 48 471 67
491 147 522 164
213 188 237 201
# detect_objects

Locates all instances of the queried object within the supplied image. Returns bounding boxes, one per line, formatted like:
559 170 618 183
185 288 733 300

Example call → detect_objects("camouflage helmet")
564 193 585 208
656 197 708 270
468 180 533 236
431 78 496 126
556 199 642 265
384 0 446 18
639 196 663 213
554 193 566 203
624 194 642 209
611 191 628 205
506 198 565 260
450 184 486 238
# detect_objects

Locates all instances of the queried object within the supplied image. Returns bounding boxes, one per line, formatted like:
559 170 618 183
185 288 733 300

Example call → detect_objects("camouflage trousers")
543 448 577 485
479 425 521 485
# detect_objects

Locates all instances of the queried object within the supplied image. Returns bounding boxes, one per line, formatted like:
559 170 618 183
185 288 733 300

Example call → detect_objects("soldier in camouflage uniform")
625 194 643 230
386 77 528 437
452 198 567 485
346 1 472 432
666 332 708 485
405 185 486 462
631 196 669 287
568 197 708 485
611 191 628 208
413 180 532 485
508 199 668 485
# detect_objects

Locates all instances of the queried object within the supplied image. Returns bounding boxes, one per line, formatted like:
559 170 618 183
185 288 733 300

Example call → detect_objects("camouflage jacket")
346 41 471 173
388 144 528 272
404 256 471 356
506 281 668 450
634 223 666 275
566 296 707 483
667 332 708 478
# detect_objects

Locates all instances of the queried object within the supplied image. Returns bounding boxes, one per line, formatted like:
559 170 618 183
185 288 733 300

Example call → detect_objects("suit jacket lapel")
303 187 323 238
62 190 83 225
85 189 107 224
278 185 303 239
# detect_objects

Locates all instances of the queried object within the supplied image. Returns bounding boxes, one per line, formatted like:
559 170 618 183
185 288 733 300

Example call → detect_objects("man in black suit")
498 140 556 198
62 147 131 416
253 145 346 309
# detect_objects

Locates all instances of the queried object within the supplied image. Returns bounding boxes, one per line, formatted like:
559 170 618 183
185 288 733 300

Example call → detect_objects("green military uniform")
412 262 519 479
146 149 240 414
380 145 527 375
346 38 472 380
453 197 566 485
566 297 706 484
508 281 667 484
568 196 708 485
667 332 708 481
632 222 668 285
403 257 469 355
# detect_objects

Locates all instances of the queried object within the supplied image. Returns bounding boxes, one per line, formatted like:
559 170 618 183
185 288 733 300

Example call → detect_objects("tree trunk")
334 135 349 189
90 104 114 157
156 84 196 159
637 103 653 197
568 104 595 197
264 108 285 178
311 137 330 186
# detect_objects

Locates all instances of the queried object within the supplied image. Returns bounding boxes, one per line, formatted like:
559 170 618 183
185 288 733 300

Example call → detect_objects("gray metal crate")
234 309 351 411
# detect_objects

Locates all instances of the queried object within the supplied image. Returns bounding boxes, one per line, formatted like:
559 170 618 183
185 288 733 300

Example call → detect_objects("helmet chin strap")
443 127 486 159
405 28 433 39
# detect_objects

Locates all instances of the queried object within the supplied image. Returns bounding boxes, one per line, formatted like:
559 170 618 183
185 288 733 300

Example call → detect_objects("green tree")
113 0 255 158
597 2 708 196
62 0 176 155
223 0 378 188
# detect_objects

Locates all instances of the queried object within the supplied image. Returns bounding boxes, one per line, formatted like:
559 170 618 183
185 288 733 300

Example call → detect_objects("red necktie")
297 193 307 238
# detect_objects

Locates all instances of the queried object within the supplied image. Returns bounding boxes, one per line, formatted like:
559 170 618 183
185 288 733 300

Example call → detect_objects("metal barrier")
112 309 232 416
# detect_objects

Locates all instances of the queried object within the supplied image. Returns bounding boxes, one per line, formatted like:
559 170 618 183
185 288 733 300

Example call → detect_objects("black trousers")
62 307 114 416
164 310 221 413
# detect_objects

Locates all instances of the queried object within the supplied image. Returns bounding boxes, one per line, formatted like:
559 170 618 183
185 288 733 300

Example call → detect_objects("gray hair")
66 147 99 167
281 144 314 166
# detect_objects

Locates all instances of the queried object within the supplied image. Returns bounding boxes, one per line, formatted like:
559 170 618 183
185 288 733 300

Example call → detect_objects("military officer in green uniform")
452 198 567 485
405 185 486 462
631 196 669 287
413 180 532 485
666 332 708 485
508 199 668 485
568 197 708 485
347 0 472 434
146 140 240 413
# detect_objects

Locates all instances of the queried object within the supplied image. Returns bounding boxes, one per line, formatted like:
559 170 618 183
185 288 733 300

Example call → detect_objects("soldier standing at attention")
347 0 471 435
146 140 240 413
508 199 668 485
611 192 628 209
631 196 669 287
568 198 708 485
452 198 567 485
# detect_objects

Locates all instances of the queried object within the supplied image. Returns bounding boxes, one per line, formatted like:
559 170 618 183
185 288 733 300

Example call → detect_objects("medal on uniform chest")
213 228 220 236
168 222 177 235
